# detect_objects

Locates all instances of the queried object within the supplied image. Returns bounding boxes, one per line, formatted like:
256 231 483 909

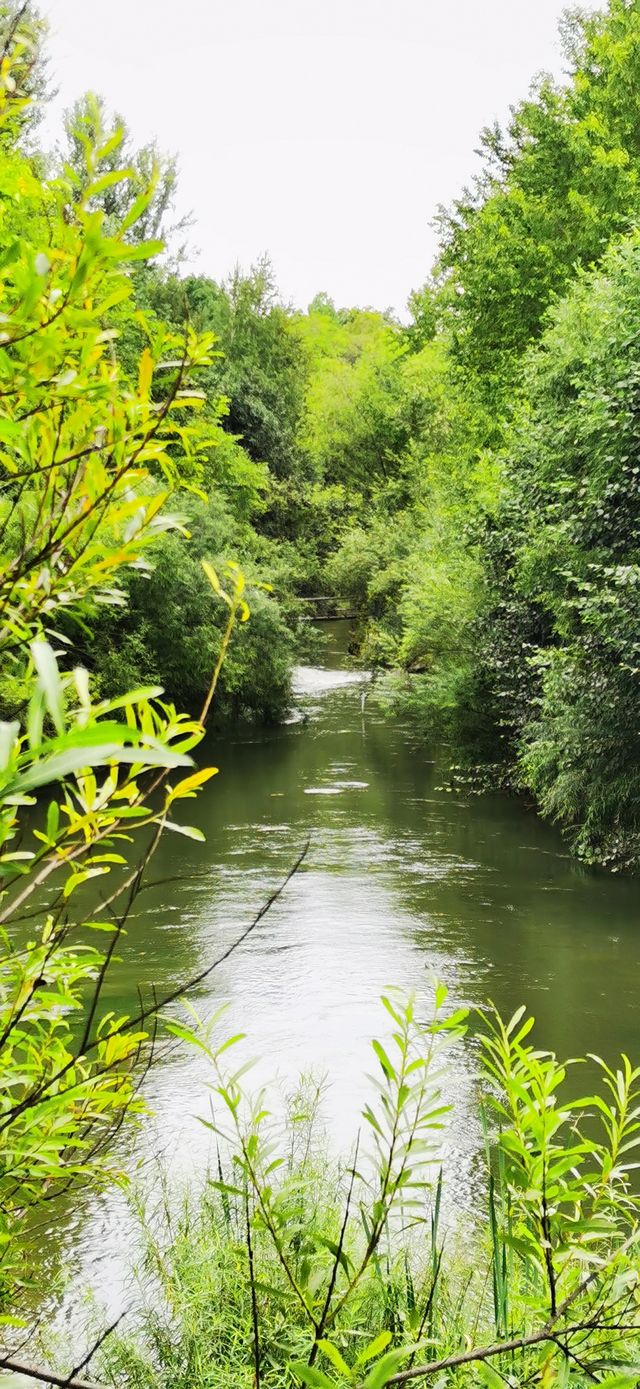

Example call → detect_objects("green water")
22 620 640 1316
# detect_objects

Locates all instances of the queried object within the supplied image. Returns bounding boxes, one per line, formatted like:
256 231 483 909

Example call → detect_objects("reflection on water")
20 621 640 1329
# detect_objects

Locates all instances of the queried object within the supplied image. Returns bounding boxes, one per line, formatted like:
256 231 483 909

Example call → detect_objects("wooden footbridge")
296 595 358 621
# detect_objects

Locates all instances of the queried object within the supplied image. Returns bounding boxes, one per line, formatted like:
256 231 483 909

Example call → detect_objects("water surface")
20 621 640 1322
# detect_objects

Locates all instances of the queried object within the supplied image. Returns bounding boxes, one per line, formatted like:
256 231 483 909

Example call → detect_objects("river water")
18 621 640 1335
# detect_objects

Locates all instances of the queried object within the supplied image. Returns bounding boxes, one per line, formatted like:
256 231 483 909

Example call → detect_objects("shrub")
98 990 640 1389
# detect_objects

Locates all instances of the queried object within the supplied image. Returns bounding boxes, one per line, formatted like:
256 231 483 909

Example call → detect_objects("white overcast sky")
41 0 599 316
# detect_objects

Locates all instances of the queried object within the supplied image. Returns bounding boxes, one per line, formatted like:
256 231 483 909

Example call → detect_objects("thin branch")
245 1183 261 1389
0 840 310 1134
550 1334 598 1382
0 1355 103 1389
63 1311 127 1384
309 1133 361 1366
382 1322 604 1387
384 1229 640 1387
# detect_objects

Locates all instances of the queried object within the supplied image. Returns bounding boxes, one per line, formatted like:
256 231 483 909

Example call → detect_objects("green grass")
94 991 640 1389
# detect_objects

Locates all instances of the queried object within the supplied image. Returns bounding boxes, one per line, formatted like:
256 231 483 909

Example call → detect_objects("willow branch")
0 840 310 1135
384 1229 640 1387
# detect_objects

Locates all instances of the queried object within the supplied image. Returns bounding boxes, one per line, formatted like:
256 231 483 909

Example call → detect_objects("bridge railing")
296 596 358 621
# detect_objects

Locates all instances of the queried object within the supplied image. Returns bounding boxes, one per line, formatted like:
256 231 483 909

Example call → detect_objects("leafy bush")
433 0 640 388
98 990 640 1389
78 492 295 724
483 231 640 866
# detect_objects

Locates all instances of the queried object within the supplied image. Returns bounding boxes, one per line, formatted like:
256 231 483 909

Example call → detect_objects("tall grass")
99 990 640 1389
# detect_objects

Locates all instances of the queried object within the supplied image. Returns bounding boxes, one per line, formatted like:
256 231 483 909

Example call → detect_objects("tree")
435 0 640 390
0 1 50 142
299 306 409 494
0 35 236 1317
61 91 190 254
480 229 640 868
82 493 295 725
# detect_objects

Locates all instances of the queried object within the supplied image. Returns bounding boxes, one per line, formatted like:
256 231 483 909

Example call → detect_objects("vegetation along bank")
2 1 640 1386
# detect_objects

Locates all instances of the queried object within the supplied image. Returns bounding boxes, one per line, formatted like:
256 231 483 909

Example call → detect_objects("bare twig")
245 1183 261 1389
0 1355 103 1389
0 840 311 1134
309 1133 361 1366
62 1311 127 1384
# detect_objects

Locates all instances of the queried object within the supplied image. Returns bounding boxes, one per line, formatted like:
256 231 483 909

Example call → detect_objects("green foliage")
344 0 640 866
88 255 313 701
0 2 49 143
61 91 190 254
298 306 409 496
325 344 499 738
0 35 235 1317
434 0 640 388
155 257 309 489
102 988 466 1388
481 1004 640 1311
99 993 640 1389
84 496 295 724
482 230 640 867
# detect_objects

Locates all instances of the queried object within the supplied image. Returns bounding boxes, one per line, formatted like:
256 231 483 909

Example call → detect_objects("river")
15 620 640 1342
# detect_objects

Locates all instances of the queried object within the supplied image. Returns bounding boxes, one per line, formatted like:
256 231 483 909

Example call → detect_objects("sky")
41 0 599 317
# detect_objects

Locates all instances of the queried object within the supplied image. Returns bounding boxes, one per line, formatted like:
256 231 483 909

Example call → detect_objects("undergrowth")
93 988 640 1389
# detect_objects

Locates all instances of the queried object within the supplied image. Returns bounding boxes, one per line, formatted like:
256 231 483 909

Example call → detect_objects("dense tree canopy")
428 0 640 390
482 233 640 866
